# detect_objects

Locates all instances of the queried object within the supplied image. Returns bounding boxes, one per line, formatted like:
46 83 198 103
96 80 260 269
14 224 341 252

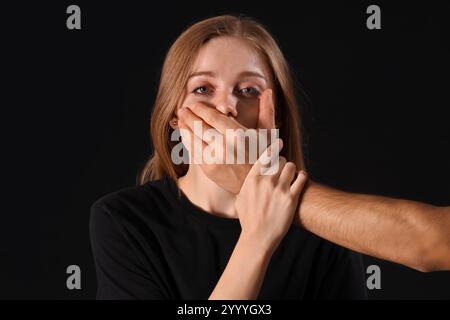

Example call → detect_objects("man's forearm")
296 181 450 272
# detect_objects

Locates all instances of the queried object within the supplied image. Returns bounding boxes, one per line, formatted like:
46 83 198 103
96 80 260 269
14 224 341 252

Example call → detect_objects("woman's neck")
177 165 238 219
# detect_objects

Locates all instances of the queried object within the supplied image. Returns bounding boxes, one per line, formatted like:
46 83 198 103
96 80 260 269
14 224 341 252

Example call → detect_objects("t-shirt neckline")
162 176 241 228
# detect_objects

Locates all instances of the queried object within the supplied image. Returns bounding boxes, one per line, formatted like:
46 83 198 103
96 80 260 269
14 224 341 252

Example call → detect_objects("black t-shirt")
90 176 368 299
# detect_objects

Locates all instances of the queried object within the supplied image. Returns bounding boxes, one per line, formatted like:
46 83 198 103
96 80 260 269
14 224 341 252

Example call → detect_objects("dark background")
2 1 449 299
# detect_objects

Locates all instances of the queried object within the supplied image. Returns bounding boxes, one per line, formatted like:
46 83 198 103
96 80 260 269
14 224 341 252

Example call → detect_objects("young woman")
90 15 367 299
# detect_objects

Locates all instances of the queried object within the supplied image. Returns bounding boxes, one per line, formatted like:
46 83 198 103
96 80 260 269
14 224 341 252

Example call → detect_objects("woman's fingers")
278 162 297 189
290 171 308 197
249 138 283 177
271 156 287 181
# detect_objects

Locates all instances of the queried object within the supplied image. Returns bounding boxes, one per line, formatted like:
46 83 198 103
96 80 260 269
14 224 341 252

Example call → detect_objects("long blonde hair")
138 14 304 185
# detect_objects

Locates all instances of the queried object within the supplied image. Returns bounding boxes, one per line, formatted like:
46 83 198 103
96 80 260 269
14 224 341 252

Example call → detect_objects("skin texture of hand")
178 71 450 272
179 99 450 271
235 139 308 253
209 139 308 300
178 89 276 194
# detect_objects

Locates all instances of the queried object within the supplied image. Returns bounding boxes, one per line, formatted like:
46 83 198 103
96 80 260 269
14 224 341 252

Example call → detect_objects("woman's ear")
169 117 178 129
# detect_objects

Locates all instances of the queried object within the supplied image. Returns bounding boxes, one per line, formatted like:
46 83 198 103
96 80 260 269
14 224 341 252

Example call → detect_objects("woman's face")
181 36 273 129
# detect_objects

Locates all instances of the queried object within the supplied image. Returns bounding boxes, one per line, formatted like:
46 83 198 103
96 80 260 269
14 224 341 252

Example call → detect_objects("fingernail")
299 170 308 178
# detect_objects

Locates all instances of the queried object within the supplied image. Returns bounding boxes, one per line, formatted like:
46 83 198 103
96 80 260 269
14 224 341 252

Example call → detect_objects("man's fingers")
257 89 276 129
178 118 208 164
290 171 308 197
186 103 244 134
178 107 221 144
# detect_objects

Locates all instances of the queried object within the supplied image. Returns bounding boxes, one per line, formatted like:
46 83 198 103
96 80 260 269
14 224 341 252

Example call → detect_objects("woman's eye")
192 86 211 95
239 87 260 97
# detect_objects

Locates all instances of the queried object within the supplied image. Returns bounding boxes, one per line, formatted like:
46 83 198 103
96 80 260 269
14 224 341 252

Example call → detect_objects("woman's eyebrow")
188 70 266 81
238 71 266 81
188 71 215 79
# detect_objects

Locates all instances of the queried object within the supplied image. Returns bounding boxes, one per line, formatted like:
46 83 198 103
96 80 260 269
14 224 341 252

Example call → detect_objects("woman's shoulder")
90 177 178 224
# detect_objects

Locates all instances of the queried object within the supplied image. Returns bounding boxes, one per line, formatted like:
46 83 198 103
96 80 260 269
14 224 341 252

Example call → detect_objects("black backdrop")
2 1 449 299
